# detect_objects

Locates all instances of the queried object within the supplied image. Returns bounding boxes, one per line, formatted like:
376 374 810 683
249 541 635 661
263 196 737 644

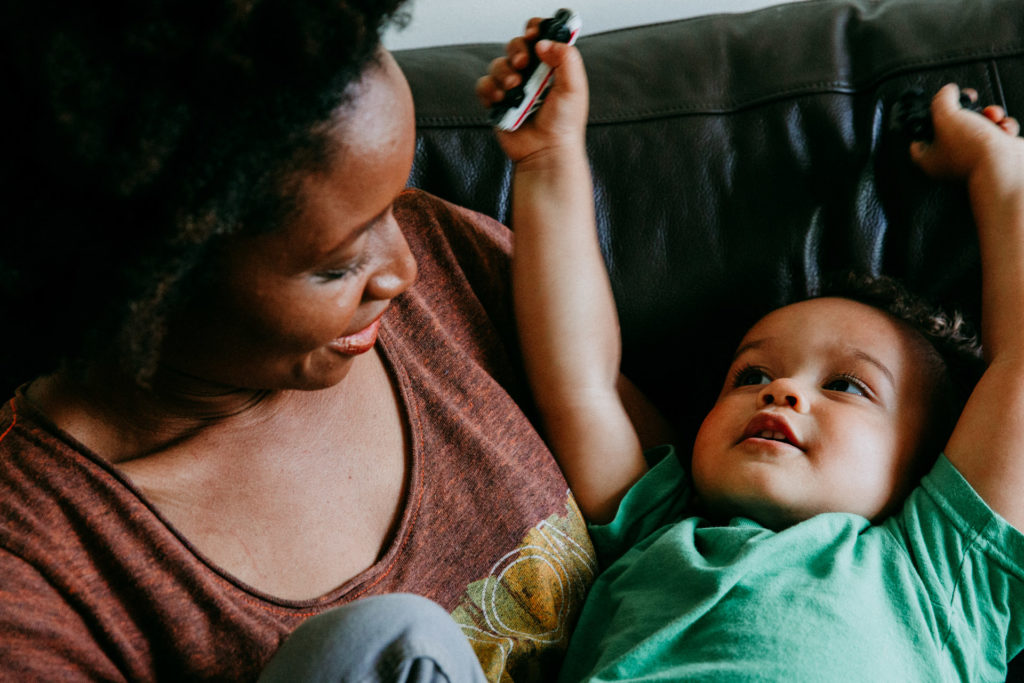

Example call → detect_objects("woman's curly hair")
1 0 409 391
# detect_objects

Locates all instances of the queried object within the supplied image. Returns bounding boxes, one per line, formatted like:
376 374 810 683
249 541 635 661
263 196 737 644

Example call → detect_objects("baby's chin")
697 491 903 530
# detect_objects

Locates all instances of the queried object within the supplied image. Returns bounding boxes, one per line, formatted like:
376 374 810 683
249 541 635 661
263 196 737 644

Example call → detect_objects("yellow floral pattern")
451 496 596 682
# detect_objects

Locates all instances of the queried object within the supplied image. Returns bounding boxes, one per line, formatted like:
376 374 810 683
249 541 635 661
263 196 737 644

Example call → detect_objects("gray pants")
258 593 489 683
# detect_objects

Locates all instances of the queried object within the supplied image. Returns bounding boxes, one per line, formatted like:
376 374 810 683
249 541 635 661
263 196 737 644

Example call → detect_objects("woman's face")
161 50 418 391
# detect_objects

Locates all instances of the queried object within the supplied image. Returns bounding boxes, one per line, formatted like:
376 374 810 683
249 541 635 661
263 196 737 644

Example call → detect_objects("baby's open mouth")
755 430 791 443
741 414 803 450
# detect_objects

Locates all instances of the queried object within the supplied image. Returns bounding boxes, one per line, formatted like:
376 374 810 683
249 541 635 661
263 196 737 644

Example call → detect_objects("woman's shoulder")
395 189 511 261
393 189 515 324
0 390 106 507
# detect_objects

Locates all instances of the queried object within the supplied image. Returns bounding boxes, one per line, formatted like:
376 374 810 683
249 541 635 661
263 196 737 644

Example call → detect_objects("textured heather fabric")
559 447 1024 682
0 190 595 682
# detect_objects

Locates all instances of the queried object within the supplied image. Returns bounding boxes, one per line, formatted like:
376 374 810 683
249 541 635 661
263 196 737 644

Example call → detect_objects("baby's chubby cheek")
689 417 724 497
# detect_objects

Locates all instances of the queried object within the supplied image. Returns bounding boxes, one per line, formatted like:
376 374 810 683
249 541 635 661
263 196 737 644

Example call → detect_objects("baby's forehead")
737 297 936 370
746 296 899 333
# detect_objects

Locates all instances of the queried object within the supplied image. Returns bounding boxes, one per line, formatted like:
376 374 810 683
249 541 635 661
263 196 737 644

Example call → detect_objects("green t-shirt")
559 446 1024 682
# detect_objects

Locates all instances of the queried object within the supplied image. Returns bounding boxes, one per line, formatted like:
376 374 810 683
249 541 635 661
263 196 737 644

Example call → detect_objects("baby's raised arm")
477 23 647 523
913 84 1024 529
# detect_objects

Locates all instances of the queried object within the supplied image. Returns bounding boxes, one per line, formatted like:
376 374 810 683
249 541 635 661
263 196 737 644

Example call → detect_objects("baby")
477 20 1024 681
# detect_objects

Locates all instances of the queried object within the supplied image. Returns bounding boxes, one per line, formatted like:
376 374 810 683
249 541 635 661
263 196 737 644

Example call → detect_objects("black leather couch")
396 0 1023 674
397 0 1022 431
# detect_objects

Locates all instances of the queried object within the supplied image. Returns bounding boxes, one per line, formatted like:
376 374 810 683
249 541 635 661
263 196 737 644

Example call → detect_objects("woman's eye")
316 258 368 282
824 378 866 396
318 270 349 281
735 367 771 387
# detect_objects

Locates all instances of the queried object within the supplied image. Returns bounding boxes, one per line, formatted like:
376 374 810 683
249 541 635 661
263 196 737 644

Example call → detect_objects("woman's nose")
365 214 418 301
757 377 808 412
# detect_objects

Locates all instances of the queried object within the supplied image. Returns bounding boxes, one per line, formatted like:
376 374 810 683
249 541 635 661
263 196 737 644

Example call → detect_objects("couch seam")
989 59 1008 112
413 44 1024 129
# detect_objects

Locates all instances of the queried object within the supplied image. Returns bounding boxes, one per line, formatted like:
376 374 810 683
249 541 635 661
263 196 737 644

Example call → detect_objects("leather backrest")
395 0 1024 435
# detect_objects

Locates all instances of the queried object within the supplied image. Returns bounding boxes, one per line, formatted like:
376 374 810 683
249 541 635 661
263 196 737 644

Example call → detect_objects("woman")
1 2 663 680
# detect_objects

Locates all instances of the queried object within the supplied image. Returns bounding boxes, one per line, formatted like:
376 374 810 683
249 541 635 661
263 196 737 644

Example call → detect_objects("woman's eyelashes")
313 218 380 282
316 256 368 282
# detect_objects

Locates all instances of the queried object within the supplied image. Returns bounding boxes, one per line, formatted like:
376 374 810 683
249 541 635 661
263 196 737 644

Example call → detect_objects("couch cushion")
395 0 1024 435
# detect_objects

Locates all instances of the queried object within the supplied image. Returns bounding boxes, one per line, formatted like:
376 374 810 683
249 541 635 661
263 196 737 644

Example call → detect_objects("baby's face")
691 297 938 529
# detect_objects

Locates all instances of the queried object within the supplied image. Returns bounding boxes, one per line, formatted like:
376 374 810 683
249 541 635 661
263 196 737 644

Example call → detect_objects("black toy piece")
890 86 983 141
491 9 582 131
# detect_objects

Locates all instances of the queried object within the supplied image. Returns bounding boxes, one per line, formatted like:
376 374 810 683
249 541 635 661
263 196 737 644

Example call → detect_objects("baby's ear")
908 140 930 164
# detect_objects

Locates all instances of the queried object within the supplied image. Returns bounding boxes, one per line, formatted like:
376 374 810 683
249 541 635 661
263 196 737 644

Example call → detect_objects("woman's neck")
24 364 281 464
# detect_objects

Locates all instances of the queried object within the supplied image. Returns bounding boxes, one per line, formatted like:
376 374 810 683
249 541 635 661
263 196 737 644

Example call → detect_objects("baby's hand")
910 83 1023 185
475 19 589 163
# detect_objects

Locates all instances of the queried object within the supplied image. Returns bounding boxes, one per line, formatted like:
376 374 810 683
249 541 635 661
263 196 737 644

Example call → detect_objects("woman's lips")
328 314 384 356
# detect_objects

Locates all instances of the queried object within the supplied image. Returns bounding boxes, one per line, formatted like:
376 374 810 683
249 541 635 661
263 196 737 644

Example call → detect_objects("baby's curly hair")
816 272 985 456
1 0 409 392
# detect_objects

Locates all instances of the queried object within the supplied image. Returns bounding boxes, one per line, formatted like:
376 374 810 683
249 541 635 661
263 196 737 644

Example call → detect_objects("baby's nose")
758 378 806 411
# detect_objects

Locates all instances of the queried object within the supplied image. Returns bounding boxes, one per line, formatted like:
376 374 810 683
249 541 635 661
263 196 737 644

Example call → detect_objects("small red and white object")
492 9 582 132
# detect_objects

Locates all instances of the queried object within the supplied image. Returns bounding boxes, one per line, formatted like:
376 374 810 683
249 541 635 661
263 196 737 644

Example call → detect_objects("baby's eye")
824 377 866 396
734 367 772 387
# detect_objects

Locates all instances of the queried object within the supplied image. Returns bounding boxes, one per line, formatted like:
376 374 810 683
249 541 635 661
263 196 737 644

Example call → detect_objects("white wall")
382 0 803 50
